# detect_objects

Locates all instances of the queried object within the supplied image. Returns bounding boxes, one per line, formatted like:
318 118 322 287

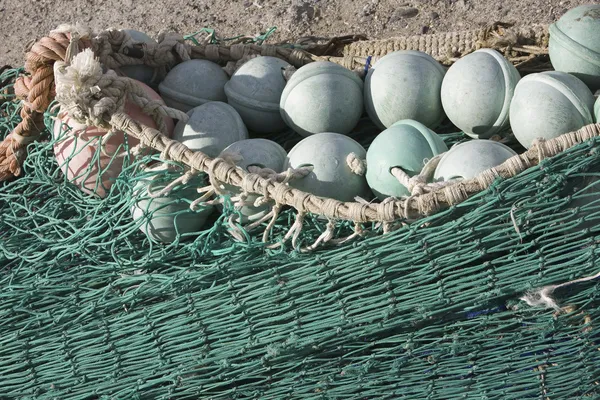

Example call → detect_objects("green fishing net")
2 60 600 399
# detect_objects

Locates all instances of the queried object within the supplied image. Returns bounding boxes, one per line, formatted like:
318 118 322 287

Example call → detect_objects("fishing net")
2 24 600 399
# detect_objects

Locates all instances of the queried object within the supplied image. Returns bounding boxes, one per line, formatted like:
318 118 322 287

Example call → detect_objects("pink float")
53 80 174 198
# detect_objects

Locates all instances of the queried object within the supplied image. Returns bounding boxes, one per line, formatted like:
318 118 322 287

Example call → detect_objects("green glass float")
130 169 214 243
158 59 229 112
365 50 446 130
224 56 291 134
509 71 595 149
433 140 517 181
173 102 249 158
366 119 448 200
120 29 157 87
441 49 521 139
549 4 600 90
219 139 288 222
280 61 364 137
285 132 370 201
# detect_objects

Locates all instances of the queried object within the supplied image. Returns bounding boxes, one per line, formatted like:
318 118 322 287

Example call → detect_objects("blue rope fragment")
364 56 372 77
466 305 506 319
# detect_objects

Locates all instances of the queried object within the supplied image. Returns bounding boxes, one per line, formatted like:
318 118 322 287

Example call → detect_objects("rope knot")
346 152 367 176
118 30 146 59
154 32 192 66
377 197 397 222
407 175 427 195
224 55 259 77
55 48 126 127
531 137 549 162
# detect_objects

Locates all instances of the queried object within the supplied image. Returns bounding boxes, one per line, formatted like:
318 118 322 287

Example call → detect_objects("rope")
346 153 367 176
4 22 578 225
0 25 336 183
51 24 598 225
106 94 600 223
343 23 549 62
521 269 600 310
329 23 550 77
388 155 454 197
0 22 551 183
0 31 92 180
51 45 591 224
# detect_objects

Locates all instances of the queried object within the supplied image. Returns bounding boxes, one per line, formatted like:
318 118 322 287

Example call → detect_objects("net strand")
3 51 600 397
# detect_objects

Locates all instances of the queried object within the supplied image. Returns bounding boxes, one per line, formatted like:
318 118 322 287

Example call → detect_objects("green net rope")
2 60 600 399
183 26 278 46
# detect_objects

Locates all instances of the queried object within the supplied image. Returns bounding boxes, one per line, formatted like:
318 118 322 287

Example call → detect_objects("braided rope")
3 22 565 225
0 27 336 182
0 22 549 182
102 101 600 223
0 31 94 180
325 23 551 79
343 22 549 64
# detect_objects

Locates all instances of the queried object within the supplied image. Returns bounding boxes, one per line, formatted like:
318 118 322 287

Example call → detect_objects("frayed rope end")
519 286 560 311
520 269 600 311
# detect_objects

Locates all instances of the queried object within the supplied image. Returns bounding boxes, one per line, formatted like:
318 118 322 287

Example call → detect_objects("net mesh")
2 57 600 399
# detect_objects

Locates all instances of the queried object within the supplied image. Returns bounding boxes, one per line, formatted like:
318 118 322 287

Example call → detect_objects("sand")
0 0 592 67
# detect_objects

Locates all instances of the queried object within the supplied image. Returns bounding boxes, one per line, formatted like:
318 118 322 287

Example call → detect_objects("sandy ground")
0 0 593 67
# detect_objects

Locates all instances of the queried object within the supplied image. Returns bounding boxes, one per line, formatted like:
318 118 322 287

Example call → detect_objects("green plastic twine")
183 26 277 46
2 46 600 399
